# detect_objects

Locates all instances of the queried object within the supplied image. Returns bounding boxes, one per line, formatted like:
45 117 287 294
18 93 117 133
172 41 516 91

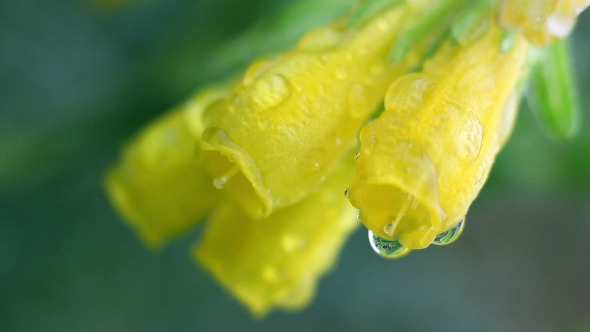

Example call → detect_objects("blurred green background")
1 0 589 331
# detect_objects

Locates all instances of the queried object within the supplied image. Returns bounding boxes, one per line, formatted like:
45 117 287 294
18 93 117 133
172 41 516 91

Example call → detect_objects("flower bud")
200 3 427 218
348 21 529 249
499 0 590 45
194 156 357 316
105 85 229 247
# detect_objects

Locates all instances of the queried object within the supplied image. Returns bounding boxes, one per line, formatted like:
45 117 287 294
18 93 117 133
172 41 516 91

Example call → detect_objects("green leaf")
527 39 580 139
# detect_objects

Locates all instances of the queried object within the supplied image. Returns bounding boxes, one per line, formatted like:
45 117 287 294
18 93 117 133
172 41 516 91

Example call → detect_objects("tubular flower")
499 0 590 45
104 0 588 316
105 85 230 247
199 2 431 218
194 157 357 316
347 19 529 251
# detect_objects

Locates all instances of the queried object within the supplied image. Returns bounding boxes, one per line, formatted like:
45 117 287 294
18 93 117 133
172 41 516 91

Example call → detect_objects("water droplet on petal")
456 118 483 161
432 219 465 245
251 74 292 111
354 152 361 161
368 230 411 259
344 188 349 199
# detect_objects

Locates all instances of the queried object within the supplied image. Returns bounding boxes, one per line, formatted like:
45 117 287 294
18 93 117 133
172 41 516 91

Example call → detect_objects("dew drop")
251 74 292 111
354 152 361 161
297 27 341 52
383 223 395 236
344 188 349 199
432 219 465 245
368 230 411 259
212 165 240 189
457 118 483 161
212 177 227 189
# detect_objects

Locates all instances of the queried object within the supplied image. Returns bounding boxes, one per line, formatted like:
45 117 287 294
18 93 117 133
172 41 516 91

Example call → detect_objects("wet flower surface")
105 0 587 316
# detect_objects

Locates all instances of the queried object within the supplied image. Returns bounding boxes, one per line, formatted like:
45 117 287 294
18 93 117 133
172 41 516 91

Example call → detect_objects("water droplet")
457 118 483 161
344 188 349 199
368 230 411 259
385 74 437 115
297 27 341 51
354 152 361 160
365 135 378 151
212 177 226 189
475 165 485 185
212 165 240 189
432 219 465 245
251 74 292 111
243 60 274 85
383 223 395 236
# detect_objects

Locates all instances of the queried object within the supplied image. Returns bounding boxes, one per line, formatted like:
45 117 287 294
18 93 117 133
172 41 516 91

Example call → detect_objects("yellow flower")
499 0 590 45
347 19 529 250
104 0 587 316
105 84 230 247
199 2 428 218
194 156 357 316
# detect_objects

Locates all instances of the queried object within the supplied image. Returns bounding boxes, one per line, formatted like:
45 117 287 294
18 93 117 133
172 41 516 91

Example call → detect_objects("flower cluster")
105 0 586 316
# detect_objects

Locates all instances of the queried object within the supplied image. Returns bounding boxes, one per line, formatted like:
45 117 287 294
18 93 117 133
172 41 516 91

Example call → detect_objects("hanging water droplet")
368 230 411 259
432 219 465 245
344 188 349 199
383 223 395 236
212 165 240 190
212 176 227 189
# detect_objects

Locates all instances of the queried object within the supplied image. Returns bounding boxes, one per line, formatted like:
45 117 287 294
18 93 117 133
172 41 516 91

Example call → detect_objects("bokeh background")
1 0 589 331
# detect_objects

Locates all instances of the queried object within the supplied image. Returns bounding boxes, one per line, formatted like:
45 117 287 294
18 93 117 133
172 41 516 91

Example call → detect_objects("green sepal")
527 39 580 139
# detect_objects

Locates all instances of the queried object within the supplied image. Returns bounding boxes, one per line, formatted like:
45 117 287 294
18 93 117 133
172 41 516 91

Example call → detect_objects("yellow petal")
200 4 427 218
194 155 357 316
499 0 590 45
348 20 529 249
105 85 230 248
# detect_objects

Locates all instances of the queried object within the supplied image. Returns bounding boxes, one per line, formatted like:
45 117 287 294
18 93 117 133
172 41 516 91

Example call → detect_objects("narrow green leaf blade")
527 39 580 139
